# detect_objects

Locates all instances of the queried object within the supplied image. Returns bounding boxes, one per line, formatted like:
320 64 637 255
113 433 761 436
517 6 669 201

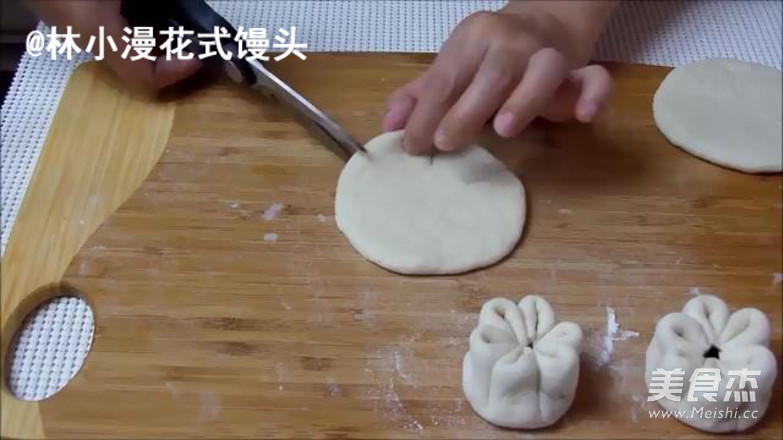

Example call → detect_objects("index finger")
402 32 487 155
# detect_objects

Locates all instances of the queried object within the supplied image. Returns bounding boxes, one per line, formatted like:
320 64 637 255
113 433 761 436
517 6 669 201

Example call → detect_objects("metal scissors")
121 0 366 160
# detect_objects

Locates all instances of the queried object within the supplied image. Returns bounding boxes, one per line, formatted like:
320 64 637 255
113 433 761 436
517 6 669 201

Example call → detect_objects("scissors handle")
120 0 256 96
121 0 365 159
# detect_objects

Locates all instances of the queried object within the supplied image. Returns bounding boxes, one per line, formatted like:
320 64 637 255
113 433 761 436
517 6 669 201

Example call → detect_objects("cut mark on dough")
703 345 721 359
263 233 278 242
261 203 285 221
460 161 508 184
336 130 525 274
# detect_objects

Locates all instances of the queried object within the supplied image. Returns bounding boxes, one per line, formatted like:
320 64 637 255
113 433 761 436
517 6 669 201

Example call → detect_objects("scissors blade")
244 58 366 160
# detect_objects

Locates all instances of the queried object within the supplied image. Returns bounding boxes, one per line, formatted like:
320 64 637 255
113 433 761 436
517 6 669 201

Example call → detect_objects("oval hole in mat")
5 296 94 401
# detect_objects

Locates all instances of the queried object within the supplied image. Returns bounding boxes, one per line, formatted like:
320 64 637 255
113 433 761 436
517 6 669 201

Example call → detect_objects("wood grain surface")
1 62 175 439
4 54 782 439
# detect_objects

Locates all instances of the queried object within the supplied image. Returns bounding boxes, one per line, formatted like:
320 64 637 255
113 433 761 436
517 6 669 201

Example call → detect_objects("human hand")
28 0 201 93
383 3 614 154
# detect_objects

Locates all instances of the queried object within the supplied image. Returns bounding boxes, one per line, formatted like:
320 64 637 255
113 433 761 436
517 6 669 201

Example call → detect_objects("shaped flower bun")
463 296 583 429
646 294 777 432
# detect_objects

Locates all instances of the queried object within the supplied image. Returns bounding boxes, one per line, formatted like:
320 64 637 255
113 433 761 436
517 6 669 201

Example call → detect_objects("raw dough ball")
653 58 782 173
646 295 777 432
463 296 583 429
335 130 525 274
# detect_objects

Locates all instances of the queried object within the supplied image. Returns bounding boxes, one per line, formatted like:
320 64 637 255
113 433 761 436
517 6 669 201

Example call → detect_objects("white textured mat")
6 296 94 401
2 0 781 401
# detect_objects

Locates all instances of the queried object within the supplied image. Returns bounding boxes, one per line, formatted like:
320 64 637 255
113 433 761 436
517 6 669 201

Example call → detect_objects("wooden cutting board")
1 54 781 439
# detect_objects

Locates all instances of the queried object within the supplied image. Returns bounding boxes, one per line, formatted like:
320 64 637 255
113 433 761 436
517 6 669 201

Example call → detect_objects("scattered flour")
262 203 285 220
773 273 783 286
274 362 285 382
78 259 89 276
629 392 644 422
353 309 380 330
165 381 179 399
229 202 240 209
588 306 639 369
689 286 709 296
326 381 342 397
378 379 423 431
279 301 292 311
393 351 413 384
557 208 572 215
263 233 278 242
199 392 220 421
363 340 425 430
317 214 328 223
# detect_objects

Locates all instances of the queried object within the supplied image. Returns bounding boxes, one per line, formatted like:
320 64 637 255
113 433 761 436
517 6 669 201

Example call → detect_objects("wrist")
499 0 616 65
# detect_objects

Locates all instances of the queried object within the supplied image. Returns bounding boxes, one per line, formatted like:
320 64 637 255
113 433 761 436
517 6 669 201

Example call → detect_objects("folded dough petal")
646 294 777 433
646 313 711 385
518 295 556 343
537 321 584 352
478 297 529 346
463 295 582 429
719 308 770 350
464 325 518 409
535 338 581 409
681 294 729 343
486 346 542 425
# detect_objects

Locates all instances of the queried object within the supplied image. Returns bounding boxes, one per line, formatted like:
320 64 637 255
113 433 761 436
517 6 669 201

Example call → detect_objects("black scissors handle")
120 0 256 96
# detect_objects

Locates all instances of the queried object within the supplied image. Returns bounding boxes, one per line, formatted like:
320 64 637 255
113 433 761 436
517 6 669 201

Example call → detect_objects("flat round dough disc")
653 58 782 173
335 130 525 274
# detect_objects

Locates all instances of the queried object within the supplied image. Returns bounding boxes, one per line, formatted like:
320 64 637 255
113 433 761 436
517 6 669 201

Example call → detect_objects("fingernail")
383 106 405 131
578 102 598 122
434 129 452 151
494 113 515 137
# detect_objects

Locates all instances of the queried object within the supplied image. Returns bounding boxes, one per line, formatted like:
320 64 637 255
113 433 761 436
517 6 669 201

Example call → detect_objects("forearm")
502 1 618 64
